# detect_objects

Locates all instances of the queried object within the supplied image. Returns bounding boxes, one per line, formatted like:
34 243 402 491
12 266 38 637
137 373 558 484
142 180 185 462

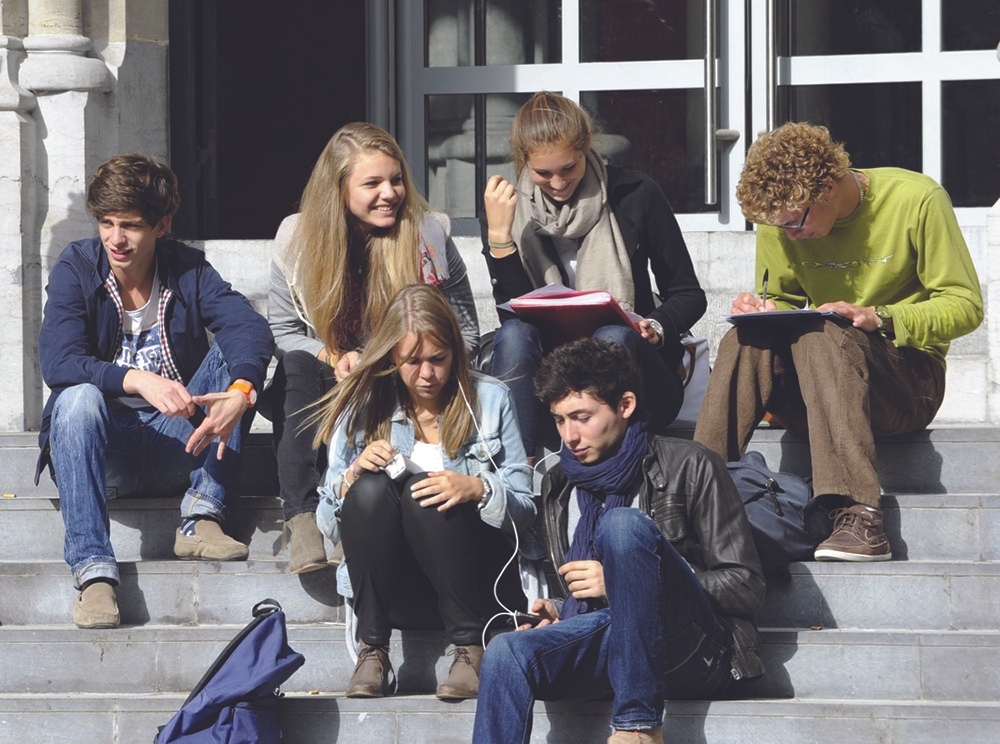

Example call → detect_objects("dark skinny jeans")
270 349 337 521
341 470 523 647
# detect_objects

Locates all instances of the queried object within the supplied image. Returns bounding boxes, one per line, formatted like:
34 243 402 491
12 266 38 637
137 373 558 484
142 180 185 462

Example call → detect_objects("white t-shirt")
410 439 445 473
115 268 164 375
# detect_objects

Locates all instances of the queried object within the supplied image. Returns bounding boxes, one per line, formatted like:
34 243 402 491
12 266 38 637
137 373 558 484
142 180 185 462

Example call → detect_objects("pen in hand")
513 187 536 203
760 268 769 311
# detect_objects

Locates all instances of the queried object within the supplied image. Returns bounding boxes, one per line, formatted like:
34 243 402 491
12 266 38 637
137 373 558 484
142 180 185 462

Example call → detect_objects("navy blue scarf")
559 416 648 619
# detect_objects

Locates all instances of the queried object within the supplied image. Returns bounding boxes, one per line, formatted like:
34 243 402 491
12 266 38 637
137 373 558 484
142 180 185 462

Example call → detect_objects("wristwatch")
875 306 895 338
477 476 493 511
227 380 257 408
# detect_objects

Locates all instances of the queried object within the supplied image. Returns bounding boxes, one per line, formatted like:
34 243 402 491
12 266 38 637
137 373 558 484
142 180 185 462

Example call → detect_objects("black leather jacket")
538 435 766 681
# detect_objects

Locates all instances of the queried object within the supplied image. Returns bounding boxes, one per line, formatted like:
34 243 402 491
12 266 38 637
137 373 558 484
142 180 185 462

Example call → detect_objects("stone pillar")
13 0 109 431
0 1 38 431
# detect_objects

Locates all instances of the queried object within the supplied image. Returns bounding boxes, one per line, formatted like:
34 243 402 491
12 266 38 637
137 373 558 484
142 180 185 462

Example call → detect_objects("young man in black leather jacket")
473 338 765 744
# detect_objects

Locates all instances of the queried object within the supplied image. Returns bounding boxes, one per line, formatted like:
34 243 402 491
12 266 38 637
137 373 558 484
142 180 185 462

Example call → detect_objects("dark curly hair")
535 338 642 412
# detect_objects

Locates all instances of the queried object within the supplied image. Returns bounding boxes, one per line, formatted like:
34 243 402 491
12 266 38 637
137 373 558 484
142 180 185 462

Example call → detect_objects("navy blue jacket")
36 236 274 479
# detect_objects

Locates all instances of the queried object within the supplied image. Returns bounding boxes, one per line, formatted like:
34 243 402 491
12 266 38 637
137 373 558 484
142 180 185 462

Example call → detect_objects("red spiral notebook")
504 284 642 343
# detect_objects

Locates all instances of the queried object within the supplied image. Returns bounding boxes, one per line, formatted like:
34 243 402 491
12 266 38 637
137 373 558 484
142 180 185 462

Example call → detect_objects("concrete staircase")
2 427 1000 743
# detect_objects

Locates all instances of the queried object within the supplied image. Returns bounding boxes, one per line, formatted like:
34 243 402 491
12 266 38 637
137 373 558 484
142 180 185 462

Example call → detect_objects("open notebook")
502 283 641 343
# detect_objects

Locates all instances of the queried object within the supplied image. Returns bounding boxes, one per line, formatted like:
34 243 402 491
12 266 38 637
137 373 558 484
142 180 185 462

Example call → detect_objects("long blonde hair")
314 284 477 459
295 122 431 353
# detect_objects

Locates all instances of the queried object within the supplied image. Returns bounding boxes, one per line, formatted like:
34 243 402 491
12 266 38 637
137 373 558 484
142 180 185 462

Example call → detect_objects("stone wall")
201 218 996 427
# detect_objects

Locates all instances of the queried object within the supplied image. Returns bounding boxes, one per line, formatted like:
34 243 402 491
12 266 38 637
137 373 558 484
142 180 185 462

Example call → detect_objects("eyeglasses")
769 206 810 231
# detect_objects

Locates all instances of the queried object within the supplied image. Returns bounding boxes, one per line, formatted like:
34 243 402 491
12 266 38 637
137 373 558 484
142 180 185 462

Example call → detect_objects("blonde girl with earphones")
313 284 536 701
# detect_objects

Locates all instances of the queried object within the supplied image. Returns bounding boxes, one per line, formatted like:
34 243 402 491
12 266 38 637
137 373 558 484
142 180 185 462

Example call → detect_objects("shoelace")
451 647 473 665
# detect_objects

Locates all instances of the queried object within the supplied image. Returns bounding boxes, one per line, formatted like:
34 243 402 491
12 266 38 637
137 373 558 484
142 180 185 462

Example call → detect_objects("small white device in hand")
385 452 418 481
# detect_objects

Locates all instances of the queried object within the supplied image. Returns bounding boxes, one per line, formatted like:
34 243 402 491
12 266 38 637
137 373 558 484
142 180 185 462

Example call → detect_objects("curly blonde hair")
295 123 431 355
735 122 852 225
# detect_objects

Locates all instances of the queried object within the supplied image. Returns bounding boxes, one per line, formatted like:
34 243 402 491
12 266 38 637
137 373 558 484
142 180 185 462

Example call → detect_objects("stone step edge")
7 491 1000 505
1 692 999 718
3 625 999 643
4 558 1000 575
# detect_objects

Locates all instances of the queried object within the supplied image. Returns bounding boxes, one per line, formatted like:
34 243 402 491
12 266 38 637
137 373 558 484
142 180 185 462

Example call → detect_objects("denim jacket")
316 372 542 597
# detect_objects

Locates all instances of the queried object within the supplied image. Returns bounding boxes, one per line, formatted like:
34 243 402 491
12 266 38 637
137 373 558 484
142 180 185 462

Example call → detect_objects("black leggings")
341 470 524 646
270 350 337 520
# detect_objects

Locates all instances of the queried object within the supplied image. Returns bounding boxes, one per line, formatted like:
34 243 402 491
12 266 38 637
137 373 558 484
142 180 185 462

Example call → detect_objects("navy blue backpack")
727 451 835 580
156 599 305 744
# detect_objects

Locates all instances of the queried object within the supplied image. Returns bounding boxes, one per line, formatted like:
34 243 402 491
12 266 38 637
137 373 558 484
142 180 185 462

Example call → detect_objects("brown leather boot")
345 643 393 698
435 645 484 700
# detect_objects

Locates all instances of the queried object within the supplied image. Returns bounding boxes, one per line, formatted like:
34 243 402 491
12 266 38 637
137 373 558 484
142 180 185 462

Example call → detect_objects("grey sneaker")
174 519 249 561
73 582 120 629
814 504 891 562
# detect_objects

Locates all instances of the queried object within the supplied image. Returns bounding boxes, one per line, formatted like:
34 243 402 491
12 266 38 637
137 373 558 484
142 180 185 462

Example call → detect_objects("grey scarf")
511 151 634 310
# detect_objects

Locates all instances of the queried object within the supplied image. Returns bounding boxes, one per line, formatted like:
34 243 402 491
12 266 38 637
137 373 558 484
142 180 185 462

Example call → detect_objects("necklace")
850 170 867 210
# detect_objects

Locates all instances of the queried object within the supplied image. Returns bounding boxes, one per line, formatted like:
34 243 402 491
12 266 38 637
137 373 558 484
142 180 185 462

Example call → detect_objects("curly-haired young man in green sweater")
695 122 983 562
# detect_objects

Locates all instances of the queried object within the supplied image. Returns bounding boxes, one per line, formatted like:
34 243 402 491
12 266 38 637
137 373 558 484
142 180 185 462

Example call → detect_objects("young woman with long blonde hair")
314 284 534 701
268 123 478 574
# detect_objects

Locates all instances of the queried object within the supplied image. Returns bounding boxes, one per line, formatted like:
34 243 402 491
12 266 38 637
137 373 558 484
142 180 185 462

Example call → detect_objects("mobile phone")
188 406 206 427
512 611 544 627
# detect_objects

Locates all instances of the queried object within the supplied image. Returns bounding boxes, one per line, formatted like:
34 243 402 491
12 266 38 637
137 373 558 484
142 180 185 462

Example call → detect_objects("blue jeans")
473 509 732 743
48 345 251 588
491 319 683 454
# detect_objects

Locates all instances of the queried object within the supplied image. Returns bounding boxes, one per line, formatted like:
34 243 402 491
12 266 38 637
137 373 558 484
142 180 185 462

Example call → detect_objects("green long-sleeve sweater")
755 167 983 367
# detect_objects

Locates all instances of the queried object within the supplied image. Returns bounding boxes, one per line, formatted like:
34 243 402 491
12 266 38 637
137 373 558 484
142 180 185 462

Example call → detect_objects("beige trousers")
694 319 945 507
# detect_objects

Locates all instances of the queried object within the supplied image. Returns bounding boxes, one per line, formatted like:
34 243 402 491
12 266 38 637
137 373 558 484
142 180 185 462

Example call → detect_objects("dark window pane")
778 0 921 56
580 0 702 62
426 93 533 219
943 1 1000 51
779 83 922 172
943 80 1000 207
426 0 561 67
580 89 709 214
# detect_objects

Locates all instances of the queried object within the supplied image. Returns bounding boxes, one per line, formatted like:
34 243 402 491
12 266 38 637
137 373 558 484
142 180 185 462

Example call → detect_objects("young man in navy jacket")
37 153 274 628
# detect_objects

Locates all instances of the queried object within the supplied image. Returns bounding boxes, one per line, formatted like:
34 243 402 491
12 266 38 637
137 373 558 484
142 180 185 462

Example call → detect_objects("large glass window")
779 83 922 172
426 0 561 66
579 0 702 62
777 0 921 56
580 89 710 214
942 1 1000 51
395 0 999 230
942 80 1000 207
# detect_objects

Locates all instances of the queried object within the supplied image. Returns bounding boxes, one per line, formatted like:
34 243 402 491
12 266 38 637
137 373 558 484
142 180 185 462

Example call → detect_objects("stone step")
1 559 998 632
5 426 1000 497
1 694 998 744
3 489 997 564
1 624 997 703
0 432 278 499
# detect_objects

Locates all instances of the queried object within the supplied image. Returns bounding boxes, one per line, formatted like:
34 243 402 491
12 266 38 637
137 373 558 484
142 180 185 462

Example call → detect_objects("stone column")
14 0 109 430
0 1 38 431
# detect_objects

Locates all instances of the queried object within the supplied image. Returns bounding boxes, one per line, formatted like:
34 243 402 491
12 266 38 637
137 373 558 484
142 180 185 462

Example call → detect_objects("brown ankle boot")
286 512 328 574
435 644 484 700
345 643 393 698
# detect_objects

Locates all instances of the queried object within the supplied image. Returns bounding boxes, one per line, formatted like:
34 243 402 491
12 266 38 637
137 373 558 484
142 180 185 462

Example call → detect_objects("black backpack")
726 451 834 580
156 598 305 744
